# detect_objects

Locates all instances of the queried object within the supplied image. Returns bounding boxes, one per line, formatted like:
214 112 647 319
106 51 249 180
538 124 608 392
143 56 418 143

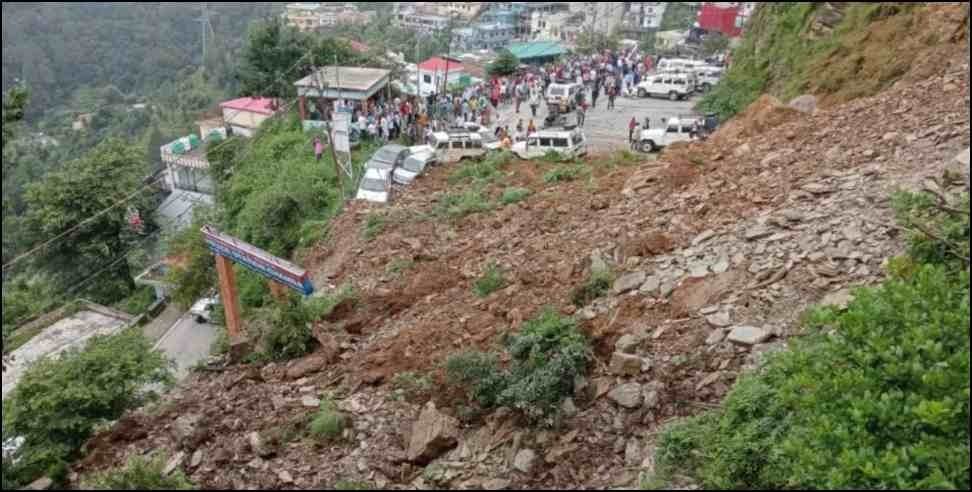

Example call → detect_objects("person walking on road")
576 102 587 128
607 85 617 110
591 81 600 110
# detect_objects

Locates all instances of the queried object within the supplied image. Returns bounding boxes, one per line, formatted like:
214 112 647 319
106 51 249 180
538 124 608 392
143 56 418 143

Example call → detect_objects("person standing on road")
607 84 617 110
628 117 638 146
529 89 541 118
591 80 600 110
576 102 587 128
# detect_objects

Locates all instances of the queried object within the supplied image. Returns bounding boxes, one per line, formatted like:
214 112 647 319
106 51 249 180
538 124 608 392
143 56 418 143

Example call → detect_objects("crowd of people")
308 45 682 150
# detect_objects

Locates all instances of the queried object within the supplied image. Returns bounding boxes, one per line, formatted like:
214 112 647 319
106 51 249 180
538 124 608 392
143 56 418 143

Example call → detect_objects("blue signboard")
202 226 315 296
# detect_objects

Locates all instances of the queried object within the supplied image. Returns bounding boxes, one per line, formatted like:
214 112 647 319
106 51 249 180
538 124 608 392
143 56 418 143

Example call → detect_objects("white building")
417 57 466 97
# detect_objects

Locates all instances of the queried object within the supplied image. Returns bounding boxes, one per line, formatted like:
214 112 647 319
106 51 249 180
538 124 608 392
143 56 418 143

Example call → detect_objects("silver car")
366 144 410 171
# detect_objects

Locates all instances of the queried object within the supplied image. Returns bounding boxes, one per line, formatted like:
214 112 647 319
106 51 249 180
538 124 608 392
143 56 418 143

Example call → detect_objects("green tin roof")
506 41 567 61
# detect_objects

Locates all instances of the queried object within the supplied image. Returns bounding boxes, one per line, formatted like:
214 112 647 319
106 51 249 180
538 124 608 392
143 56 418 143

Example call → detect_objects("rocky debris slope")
73 45 970 491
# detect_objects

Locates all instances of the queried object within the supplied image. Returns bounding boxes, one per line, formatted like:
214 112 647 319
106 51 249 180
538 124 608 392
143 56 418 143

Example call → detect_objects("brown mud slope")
74 41 969 490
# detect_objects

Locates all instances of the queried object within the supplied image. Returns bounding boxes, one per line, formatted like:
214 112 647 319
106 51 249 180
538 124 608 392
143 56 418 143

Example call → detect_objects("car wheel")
638 88 647 98
196 316 207 324
669 91 679 102
641 141 655 153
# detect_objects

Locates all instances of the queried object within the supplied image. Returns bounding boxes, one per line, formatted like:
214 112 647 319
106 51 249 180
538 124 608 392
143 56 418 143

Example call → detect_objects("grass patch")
334 480 373 490
571 266 615 307
362 213 388 241
500 187 531 205
543 164 588 184
82 453 195 490
446 309 591 424
450 151 514 185
598 150 641 170
473 262 508 298
433 189 494 220
308 397 349 443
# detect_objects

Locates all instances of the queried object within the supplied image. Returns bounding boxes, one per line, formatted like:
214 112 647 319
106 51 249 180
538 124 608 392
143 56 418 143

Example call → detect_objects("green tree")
2 328 173 489
21 140 154 302
701 33 731 57
237 18 311 99
487 49 520 77
2 85 28 156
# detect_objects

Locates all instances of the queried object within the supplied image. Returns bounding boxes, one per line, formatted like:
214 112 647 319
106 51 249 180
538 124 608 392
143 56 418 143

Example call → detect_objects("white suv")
356 168 393 203
636 117 702 153
637 74 694 101
511 129 588 160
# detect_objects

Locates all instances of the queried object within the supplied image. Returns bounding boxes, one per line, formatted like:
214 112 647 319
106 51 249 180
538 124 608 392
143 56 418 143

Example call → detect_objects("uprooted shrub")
446 309 591 424
261 287 357 361
571 265 615 307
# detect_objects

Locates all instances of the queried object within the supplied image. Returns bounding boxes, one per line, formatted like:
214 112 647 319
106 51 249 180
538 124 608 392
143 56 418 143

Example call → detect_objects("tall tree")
2 86 27 157
236 18 311 99
488 50 520 77
21 140 154 302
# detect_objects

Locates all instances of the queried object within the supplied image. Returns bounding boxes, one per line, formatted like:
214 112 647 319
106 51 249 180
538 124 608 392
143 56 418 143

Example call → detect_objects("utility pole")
196 2 216 70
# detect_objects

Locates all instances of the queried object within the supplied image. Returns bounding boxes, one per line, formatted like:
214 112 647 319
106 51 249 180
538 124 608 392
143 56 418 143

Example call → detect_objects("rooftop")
294 66 391 93
219 97 281 116
506 41 568 60
418 57 465 73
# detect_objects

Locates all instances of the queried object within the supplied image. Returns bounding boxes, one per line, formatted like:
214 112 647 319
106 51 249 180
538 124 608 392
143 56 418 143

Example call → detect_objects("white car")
190 293 220 324
637 74 694 101
511 129 588 160
393 152 435 185
695 67 724 93
636 117 702 153
356 167 393 203
365 144 410 172
546 82 582 111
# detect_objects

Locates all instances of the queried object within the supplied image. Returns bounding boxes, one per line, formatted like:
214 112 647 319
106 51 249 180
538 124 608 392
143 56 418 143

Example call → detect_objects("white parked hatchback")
356 167 393 203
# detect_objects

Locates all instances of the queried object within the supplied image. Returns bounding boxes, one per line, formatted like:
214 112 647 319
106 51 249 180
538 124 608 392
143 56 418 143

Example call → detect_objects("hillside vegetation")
700 3 968 119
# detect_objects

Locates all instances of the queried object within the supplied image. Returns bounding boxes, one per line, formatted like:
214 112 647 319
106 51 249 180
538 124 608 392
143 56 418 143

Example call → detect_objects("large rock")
609 352 644 377
624 439 642 467
248 431 276 458
956 148 970 189
614 334 641 354
613 272 647 295
408 402 459 465
286 349 335 381
727 326 771 346
172 414 210 451
705 311 732 328
788 95 817 114
514 449 537 474
607 383 643 409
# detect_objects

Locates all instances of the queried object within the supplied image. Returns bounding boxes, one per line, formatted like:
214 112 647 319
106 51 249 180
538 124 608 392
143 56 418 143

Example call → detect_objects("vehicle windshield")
361 178 386 192
375 149 400 162
550 87 566 96
403 159 423 172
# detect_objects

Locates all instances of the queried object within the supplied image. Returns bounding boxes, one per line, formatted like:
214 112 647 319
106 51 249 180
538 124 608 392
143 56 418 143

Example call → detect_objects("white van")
511 129 588 160
431 131 487 163
356 168 393 203
637 73 694 101
546 83 582 111
657 58 706 74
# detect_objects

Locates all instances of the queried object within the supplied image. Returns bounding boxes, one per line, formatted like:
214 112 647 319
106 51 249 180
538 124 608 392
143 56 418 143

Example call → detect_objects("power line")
2 50 315 274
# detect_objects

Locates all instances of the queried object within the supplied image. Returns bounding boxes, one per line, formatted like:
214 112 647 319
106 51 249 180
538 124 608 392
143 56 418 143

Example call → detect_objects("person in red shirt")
628 117 638 146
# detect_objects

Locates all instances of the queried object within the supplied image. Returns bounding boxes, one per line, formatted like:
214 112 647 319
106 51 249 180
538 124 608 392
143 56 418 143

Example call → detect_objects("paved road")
153 314 218 381
492 91 701 154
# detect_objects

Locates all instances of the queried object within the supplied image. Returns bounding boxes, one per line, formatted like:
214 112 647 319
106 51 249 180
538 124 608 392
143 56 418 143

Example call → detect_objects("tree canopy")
487 50 520 77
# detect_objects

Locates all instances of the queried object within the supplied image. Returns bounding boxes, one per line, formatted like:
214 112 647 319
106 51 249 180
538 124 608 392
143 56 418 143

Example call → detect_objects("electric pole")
197 2 216 70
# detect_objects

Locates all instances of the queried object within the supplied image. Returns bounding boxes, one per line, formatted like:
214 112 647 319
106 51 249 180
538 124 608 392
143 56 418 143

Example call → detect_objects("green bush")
261 288 356 362
334 480 372 491
473 262 508 298
446 309 591 423
434 189 494 220
571 266 615 307
892 192 970 268
309 398 349 442
82 454 195 490
500 187 531 205
543 164 588 184
114 287 156 316
651 192 970 490
3 329 172 488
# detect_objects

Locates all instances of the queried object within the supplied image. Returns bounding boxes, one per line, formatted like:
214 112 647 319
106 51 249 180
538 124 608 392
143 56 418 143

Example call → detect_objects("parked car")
637 73 695 101
393 149 437 185
356 167 394 203
511 129 588 160
546 82 583 111
365 144 410 171
695 67 724 93
190 292 220 324
635 116 705 153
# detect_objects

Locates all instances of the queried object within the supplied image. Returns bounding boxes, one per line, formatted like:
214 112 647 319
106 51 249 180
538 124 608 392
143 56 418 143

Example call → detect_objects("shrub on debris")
446 309 591 424
83 453 195 490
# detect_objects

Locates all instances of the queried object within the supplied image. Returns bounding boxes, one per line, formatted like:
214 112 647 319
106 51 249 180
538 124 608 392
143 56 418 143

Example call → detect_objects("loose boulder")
727 326 771 346
608 383 643 409
408 403 460 465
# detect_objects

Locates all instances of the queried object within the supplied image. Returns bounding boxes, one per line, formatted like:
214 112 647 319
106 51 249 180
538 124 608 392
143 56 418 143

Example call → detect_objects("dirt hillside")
73 8 970 490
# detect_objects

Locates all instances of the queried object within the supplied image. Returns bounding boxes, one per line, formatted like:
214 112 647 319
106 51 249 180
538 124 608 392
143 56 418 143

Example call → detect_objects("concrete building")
219 97 282 138
417 57 466 97
413 2 484 20
570 2 626 36
396 9 453 32
284 3 372 32
621 2 668 34
530 11 576 42
454 22 518 51
655 29 689 51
